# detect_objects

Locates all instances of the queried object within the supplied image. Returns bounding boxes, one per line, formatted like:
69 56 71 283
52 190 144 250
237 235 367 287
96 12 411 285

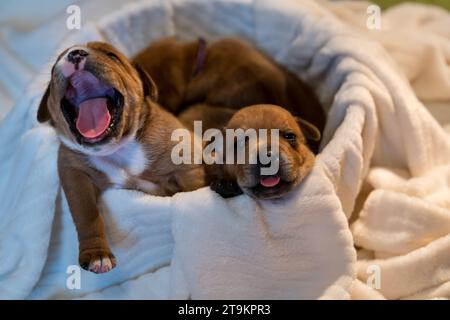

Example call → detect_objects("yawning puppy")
210 105 320 200
37 42 206 273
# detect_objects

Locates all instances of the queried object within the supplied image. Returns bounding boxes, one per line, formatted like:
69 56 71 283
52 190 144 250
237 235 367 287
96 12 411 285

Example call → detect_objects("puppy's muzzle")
59 47 89 77
241 148 281 187
242 147 301 199
56 47 125 146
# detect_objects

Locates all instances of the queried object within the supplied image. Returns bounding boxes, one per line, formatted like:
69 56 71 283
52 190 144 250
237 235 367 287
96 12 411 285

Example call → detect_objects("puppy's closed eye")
106 52 121 62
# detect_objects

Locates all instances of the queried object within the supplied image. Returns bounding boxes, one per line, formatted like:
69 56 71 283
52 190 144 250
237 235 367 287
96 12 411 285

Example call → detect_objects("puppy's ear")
134 63 158 101
37 83 51 123
296 117 321 142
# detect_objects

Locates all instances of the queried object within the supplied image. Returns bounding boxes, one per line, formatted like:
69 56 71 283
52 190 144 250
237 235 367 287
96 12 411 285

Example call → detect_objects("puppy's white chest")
88 141 150 188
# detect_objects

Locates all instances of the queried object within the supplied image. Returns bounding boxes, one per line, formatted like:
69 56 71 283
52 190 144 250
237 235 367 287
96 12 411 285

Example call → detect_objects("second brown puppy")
210 104 320 199
134 37 326 134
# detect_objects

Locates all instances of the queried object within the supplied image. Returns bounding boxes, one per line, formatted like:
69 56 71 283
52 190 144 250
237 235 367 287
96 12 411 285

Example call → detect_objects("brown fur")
210 105 319 199
134 37 326 135
178 104 236 132
134 37 325 198
38 42 205 273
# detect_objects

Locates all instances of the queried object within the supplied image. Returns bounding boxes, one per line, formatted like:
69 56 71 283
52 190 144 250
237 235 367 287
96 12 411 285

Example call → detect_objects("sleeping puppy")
210 104 320 200
133 37 326 136
37 42 206 273
178 103 236 132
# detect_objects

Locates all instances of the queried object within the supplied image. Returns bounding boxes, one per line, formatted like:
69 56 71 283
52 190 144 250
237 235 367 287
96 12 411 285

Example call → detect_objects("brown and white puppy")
134 37 326 137
37 42 206 273
210 105 320 200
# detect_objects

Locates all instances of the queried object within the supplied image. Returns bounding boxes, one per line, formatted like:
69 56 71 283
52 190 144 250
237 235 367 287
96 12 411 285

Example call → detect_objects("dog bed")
0 0 449 299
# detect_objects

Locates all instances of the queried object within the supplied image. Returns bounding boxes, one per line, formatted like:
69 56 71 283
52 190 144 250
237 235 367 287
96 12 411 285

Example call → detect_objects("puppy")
178 103 236 132
37 42 206 273
210 105 320 199
134 37 326 137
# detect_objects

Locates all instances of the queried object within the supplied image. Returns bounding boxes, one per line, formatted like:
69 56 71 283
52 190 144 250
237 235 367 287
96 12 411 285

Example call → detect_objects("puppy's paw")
79 248 117 274
210 179 243 198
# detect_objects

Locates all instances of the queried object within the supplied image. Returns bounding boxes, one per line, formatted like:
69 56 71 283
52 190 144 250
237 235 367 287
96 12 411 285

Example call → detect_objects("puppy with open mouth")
210 104 320 200
37 42 206 273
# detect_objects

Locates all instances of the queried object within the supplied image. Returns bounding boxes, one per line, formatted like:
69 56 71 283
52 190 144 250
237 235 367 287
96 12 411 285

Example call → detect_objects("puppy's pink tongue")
76 98 111 139
260 176 281 188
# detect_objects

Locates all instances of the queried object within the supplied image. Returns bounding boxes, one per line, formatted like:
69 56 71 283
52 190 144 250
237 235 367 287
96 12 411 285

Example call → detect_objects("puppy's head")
37 42 157 155
223 104 320 200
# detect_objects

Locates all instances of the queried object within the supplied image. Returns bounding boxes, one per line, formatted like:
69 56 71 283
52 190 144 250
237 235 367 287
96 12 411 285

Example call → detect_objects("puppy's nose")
257 151 273 168
67 49 89 64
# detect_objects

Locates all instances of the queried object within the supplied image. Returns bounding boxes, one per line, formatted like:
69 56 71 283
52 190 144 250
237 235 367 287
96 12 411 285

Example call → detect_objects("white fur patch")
88 139 150 188
134 178 159 193
59 128 158 193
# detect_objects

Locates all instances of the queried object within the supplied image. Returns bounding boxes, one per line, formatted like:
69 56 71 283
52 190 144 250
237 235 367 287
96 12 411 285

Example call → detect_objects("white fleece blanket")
320 0 450 300
0 0 449 300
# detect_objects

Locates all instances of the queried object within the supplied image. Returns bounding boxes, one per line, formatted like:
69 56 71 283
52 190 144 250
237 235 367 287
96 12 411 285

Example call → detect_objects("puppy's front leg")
208 164 243 198
59 164 116 274
210 179 243 198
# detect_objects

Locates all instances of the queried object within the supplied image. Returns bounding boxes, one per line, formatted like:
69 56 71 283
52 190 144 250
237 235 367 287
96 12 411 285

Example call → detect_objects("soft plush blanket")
320 0 450 299
0 0 449 300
